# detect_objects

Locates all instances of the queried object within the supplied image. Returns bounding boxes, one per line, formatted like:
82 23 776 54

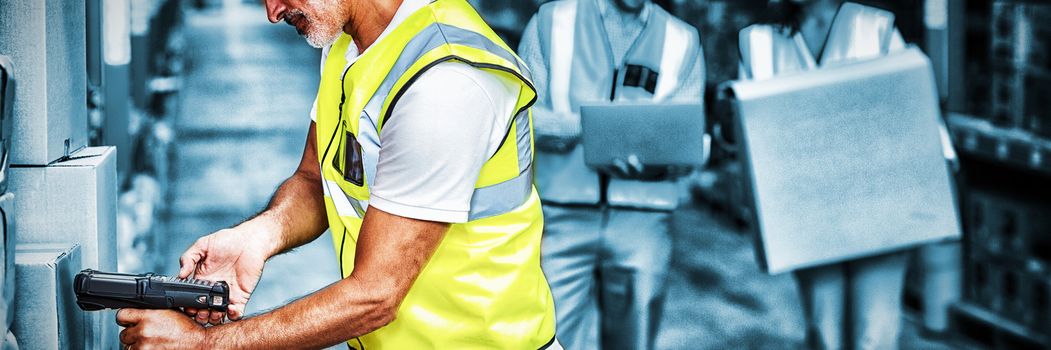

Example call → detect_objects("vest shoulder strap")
652 7 698 100
539 0 577 114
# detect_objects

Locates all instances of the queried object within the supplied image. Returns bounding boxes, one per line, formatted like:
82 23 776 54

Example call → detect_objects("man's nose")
264 0 288 23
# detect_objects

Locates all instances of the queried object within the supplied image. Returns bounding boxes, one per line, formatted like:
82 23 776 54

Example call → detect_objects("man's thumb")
178 246 204 278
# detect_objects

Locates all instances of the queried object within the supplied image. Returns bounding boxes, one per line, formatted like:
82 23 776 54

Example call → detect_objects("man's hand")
117 309 208 350
533 107 582 153
608 154 691 180
178 224 275 323
611 154 646 178
178 123 329 325
160 207 450 349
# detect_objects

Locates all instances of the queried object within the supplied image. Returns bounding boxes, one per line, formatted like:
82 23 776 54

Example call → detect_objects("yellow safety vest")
313 0 556 348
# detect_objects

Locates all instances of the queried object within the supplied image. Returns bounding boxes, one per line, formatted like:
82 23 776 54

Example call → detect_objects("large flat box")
12 243 84 350
0 0 88 165
0 193 15 332
728 48 961 274
9 147 116 272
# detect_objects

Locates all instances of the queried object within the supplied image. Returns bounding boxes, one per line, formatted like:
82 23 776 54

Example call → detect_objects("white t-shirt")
310 0 521 223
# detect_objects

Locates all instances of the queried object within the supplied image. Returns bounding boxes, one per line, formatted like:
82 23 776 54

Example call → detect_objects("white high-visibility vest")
531 0 702 209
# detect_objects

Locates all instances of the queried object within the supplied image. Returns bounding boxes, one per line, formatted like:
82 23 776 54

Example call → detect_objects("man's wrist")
201 323 223 349
236 212 287 259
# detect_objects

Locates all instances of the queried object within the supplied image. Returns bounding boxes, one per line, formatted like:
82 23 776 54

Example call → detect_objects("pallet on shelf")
949 113 1051 176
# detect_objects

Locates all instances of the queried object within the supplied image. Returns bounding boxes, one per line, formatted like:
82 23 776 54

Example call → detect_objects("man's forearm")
532 106 582 152
239 123 329 258
249 170 329 256
203 275 394 349
203 207 448 349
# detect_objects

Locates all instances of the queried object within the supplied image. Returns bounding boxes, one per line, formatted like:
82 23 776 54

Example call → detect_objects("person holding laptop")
518 0 705 348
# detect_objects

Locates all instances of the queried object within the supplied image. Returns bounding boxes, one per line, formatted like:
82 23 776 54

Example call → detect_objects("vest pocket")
342 131 365 186
332 120 365 187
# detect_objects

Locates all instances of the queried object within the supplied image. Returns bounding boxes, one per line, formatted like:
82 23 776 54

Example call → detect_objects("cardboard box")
0 0 88 165
9 147 116 272
9 148 118 350
728 48 961 273
0 193 15 332
12 243 84 350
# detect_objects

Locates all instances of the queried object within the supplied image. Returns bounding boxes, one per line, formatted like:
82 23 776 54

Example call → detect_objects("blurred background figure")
738 1 913 349
517 0 704 348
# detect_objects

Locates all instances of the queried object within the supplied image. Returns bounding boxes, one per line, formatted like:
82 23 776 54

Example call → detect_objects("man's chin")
303 31 340 49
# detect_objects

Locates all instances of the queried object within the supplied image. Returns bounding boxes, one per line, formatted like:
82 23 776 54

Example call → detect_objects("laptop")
580 103 707 171
728 47 960 274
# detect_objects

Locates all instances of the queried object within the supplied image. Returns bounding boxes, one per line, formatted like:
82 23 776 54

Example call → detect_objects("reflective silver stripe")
360 20 535 166
655 20 689 100
514 110 532 173
429 23 537 172
367 23 532 124
359 105 382 189
437 24 533 81
549 0 576 114
467 167 534 221
367 26 449 123
350 21 535 220
324 179 366 218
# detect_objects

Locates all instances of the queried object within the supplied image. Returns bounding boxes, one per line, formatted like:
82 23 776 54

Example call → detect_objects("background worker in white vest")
114 0 559 348
518 0 704 348
738 1 955 349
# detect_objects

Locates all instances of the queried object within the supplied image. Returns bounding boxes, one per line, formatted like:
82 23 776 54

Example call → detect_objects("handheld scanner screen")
74 269 230 312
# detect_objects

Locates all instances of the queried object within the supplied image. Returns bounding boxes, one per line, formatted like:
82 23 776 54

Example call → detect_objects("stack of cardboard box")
0 1 119 348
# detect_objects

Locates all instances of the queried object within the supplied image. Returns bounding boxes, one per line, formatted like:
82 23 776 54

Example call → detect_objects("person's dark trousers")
541 204 673 350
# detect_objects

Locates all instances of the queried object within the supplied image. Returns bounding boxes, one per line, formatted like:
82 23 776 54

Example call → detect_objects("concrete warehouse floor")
159 4 960 349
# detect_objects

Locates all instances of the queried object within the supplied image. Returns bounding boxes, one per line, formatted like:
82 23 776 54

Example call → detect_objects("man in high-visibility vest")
518 0 704 349
115 0 559 348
